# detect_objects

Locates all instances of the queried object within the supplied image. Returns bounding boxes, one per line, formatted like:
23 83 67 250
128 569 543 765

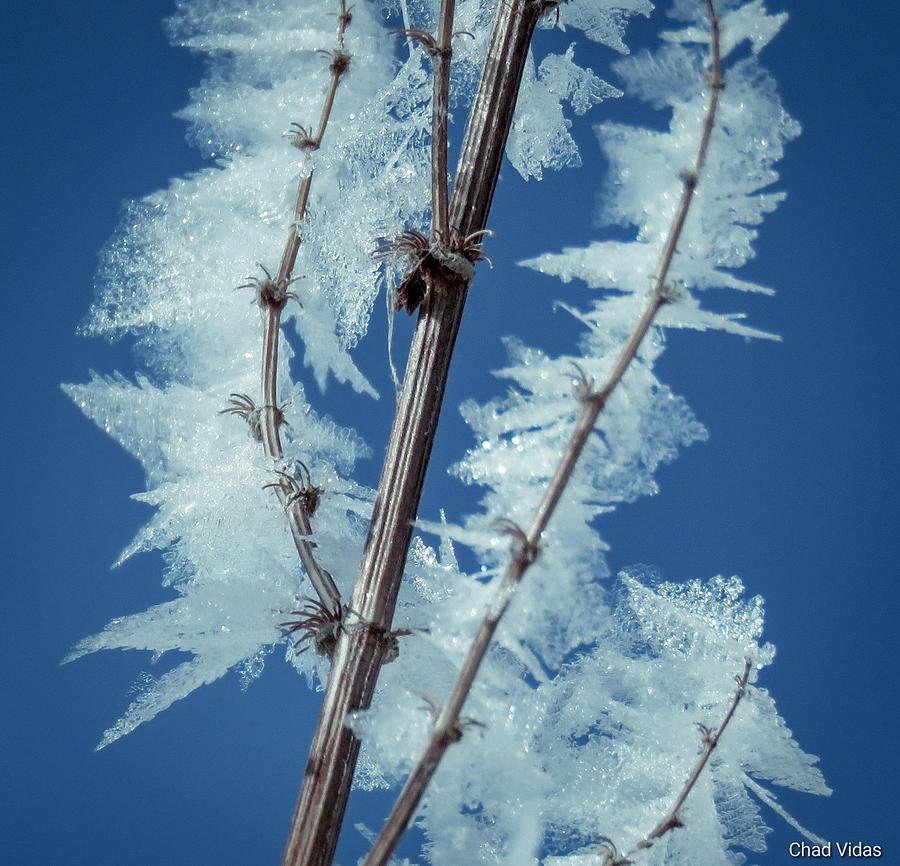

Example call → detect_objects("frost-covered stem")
261 306 284 457
259 277 344 614
280 488 343 612
276 177 313 296
268 0 352 442
431 0 456 243
274 0 351 288
359 564 524 866
258 0 352 608
606 658 752 865
281 2 547 864
448 0 551 236
360 6 723 861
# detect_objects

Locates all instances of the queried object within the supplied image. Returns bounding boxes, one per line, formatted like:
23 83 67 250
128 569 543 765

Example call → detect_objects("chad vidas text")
789 841 882 858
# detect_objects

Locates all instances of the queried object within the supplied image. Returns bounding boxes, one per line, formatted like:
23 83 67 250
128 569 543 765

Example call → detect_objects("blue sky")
2 1 898 864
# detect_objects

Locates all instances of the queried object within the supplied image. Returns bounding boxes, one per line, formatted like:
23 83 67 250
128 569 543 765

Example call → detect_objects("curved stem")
607 658 752 865
257 1 352 608
280 488 343 614
260 306 283 458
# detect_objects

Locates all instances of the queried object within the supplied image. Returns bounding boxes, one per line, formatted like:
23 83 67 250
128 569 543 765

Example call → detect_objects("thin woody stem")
256 1 353 608
281 1 549 864
605 659 753 865
431 0 456 244
360 5 723 862
276 177 313 293
279 484 343 613
313 58 343 149
260 306 283 457
275 0 351 288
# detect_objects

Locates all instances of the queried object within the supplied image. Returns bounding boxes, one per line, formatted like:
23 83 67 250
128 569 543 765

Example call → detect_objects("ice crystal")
347 3 824 863
66 0 826 862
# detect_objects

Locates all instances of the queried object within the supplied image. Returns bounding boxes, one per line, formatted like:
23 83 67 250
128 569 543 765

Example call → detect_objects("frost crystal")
65 0 399 745
67 0 826 862
508 45 622 180
348 3 824 863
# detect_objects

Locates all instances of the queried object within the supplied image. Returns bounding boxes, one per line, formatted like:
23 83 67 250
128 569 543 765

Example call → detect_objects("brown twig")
601 658 753 865
390 0 457 243
358 4 723 862
276 0 352 292
280 1 553 864
432 0 456 244
264 467 343 613
226 2 353 613
384 0 490 312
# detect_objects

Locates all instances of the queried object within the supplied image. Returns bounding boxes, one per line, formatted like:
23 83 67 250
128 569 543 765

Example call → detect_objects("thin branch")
281 1 550 863
432 0 456 244
227 2 353 612
276 0 352 288
360 5 723 863
265 467 343 613
602 659 753 866
261 301 285 457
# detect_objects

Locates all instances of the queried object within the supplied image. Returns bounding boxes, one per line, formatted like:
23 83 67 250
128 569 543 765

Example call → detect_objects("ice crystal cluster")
66 0 828 862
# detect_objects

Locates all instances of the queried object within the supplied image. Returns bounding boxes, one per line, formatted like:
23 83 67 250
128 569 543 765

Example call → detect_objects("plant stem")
359 5 723 862
257 1 352 608
431 0 455 244
275 3 348 289
260 305 285 458
280 2 548 864
281 488 343 613
606 659 752 865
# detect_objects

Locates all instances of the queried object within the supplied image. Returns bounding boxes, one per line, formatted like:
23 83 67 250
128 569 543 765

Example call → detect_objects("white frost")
66 0 826 862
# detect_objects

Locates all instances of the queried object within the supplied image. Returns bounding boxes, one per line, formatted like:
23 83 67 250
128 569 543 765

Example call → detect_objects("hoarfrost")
64 0 398 745
346 3 824 862
555 0 655 54
508 45 621 181
65 0 827 862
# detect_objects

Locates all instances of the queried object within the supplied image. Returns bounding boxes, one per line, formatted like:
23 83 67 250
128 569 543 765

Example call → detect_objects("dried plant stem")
604 658 753 865
281 2 549 864
275 9 348 289
275 176 313 308
255 1 352 608
431 0 456 243
360 5 723 862
281 487 343 613
264 0 352 457
260 306 284 458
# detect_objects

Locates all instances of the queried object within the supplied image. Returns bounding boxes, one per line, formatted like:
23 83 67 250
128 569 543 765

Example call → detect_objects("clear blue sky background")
2 1 898 864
